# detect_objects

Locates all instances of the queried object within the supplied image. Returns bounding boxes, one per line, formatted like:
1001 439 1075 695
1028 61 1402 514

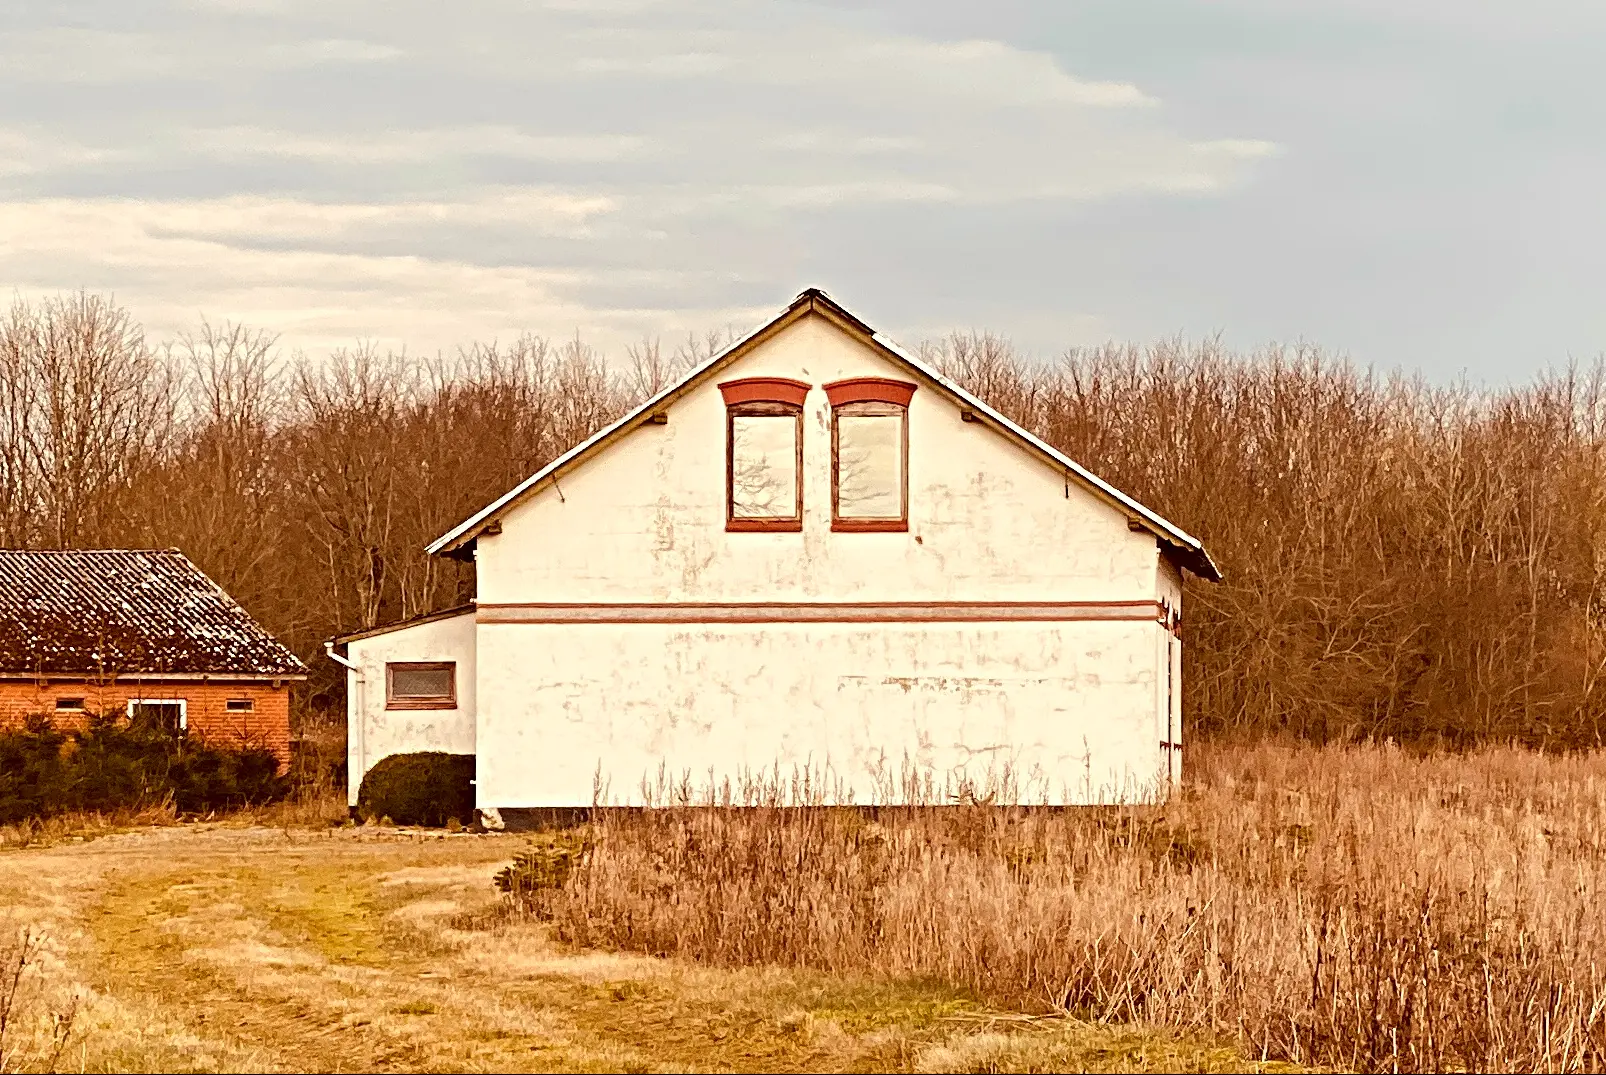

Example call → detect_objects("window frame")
824 378 916 533
385 661 457 711
55 696 86 712
128 698 187 736
718 377 811 533
225 698 255 713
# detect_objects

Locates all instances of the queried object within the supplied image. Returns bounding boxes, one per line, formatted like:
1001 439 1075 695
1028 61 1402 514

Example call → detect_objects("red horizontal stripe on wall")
476 601 1167 625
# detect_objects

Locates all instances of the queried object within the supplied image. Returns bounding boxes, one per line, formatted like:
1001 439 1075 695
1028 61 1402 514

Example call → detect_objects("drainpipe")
324 641 363 817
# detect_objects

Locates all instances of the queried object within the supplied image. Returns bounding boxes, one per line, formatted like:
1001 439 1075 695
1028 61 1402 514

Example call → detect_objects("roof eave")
329 603 478 645
868 333 1222 582
426 293 827 557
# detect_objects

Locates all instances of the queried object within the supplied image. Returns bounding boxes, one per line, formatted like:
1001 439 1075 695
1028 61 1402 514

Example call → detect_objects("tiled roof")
0 549 307 677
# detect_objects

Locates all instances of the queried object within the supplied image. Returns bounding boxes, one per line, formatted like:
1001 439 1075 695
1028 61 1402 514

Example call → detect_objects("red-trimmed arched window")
823 377 915 532
717 377 810 532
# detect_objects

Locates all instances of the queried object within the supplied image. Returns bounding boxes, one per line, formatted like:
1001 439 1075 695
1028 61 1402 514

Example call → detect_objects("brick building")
0 549 306 766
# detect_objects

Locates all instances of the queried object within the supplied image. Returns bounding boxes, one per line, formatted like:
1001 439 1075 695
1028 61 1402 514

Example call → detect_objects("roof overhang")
329 603 477 647
426 289 1221 582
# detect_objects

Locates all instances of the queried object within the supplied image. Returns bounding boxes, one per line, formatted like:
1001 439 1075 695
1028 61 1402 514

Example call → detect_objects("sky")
1 0 1603 381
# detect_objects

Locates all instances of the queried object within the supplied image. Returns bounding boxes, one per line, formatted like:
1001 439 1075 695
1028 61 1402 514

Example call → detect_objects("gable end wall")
476 314 1163 605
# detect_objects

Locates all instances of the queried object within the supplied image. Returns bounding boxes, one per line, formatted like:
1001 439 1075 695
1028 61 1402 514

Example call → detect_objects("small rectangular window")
386 662 456 710
825 378 914 533
55 697 85 712
226 698 254 713
832 402 908 530
129 699 186 738
730 411 801 521
836 409 905 519
719 377 809 533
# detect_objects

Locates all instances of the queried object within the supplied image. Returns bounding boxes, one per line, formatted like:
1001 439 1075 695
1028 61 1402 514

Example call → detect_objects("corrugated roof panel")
0 549 307 676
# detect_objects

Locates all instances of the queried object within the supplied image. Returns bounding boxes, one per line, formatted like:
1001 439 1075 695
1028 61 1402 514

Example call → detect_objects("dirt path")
0 825 1266 1074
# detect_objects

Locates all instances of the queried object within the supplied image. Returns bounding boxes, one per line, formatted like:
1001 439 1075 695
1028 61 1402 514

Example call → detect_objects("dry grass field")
0 821 1262 1073
6 741 1606 1072
549 741 1606 1072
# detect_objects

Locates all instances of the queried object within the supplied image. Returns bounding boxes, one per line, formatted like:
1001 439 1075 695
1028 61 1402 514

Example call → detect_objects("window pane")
731 414 798 519
392 666 453 700
132 702 184 736
837 413 904 518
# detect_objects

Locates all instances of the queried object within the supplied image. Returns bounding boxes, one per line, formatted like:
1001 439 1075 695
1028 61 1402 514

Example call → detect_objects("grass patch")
13 809 1283 1072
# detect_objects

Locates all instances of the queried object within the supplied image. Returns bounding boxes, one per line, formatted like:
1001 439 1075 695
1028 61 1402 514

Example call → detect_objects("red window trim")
822 377 917 408
727 517 803 533
831 518 907 533
724 389 807 532
718 377 812 407
828 381 913 532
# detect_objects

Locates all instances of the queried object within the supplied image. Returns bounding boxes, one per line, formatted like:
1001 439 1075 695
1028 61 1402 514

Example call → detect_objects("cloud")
0 129 129 177
0 0 1278 356
189 126 652 165
0 197 765 356
265 37 405 64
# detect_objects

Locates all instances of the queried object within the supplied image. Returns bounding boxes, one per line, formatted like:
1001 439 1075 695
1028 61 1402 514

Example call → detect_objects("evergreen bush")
355 752 475 827
0 707 286 823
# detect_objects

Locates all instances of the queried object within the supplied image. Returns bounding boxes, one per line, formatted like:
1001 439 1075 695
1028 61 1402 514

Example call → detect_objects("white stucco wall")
455 308 1187 810
345 611 477 806
474 314 1162 605
475 620 1171 808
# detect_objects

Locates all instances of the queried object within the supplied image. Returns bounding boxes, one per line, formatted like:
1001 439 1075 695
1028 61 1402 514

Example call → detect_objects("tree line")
4 291 1604 746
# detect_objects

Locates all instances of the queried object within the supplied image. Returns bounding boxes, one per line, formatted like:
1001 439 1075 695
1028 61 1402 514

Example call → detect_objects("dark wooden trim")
726 518 803 532
717 376 812 407
831 519 908 532
726 401 804 530
478 600 1167 625
823 377 917 408
385 661 457 710
831 399 909 530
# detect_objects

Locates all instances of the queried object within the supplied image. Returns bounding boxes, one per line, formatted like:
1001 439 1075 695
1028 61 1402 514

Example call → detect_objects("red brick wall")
0 680 292 767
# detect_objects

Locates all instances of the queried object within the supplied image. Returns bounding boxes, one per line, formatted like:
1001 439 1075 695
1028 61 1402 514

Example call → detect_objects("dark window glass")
131 701 185 737
387 663 456 708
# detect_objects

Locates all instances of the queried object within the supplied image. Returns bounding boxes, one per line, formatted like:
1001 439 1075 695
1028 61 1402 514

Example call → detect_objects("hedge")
356 751 476 827
0 709 287 824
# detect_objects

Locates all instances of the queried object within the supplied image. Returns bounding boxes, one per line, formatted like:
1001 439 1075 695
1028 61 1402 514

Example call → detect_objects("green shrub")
0 716 72 825
0 708 287 823
494 832 594 919
356 752 475 827
167 740 286 813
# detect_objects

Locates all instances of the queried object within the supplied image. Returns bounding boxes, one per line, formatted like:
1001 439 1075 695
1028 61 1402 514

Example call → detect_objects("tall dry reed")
548 742 1606 1073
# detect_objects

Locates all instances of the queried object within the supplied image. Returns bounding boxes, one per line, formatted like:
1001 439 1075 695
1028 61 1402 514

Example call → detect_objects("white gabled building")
331 289 1219 826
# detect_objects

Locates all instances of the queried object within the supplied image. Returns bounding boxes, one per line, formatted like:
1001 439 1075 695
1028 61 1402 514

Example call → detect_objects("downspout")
324 641 364 816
